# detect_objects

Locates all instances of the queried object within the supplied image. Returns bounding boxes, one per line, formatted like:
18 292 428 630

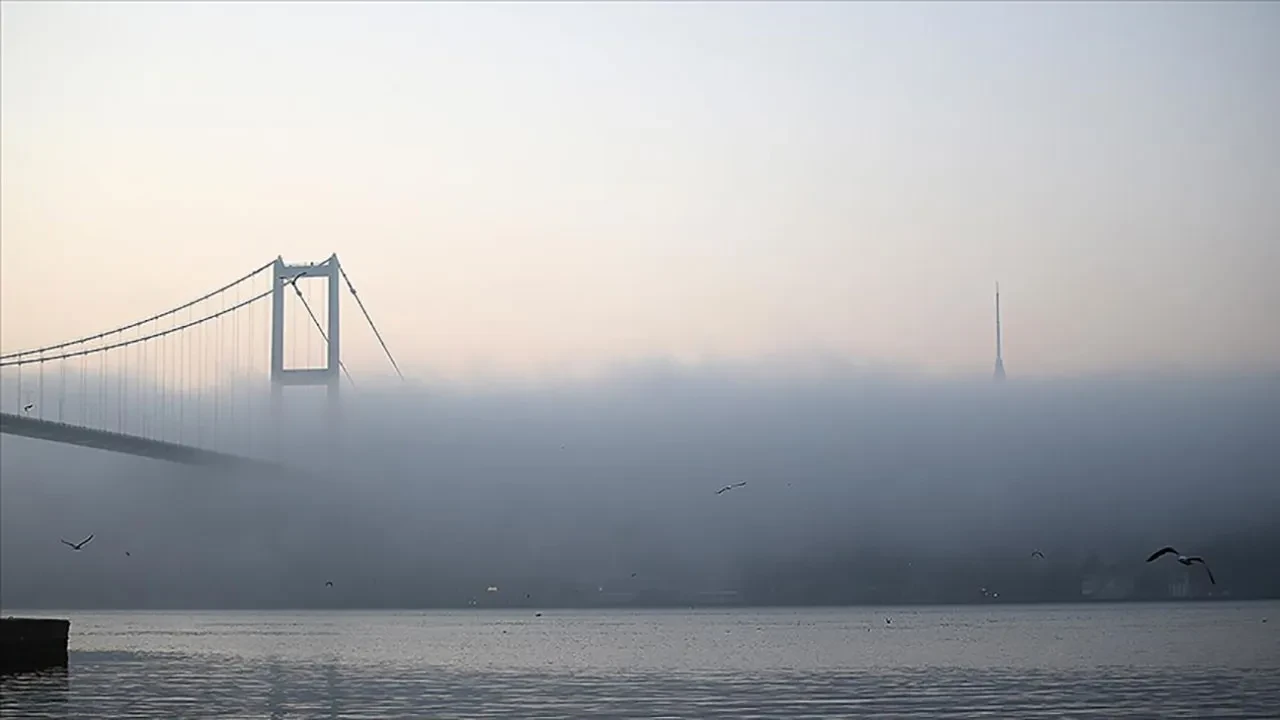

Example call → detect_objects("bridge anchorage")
0 255 402 469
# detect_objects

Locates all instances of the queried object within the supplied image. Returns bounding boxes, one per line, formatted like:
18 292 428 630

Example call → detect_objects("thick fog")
2 360 1279 609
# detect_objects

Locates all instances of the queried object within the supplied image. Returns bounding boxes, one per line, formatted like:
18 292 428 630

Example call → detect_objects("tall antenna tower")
993 282 1006 382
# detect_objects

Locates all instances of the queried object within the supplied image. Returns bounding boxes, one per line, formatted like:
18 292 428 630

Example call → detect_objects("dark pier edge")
0 617 70 674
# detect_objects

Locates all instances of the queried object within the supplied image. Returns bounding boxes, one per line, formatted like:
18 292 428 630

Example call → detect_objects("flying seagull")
22 403 34 414
1031 551 1045 559
325 581 334 588
1146 546 1215 584
716 482 748 495
60 534 94 551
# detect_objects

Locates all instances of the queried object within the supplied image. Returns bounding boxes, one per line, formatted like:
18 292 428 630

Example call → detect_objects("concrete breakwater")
1 617 70 674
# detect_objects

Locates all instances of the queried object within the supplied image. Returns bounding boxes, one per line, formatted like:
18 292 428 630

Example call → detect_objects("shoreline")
5 597 1276 614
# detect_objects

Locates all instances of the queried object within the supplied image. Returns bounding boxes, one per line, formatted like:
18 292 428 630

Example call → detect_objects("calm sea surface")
2 603 1278 718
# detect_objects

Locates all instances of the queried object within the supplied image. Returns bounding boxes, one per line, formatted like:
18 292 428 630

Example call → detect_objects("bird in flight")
716 482 747 495
325 581 334 588
60 534 94 551
22 403 34 414
1146 546 1215 584
1031 550 1045 559
125 551 131 557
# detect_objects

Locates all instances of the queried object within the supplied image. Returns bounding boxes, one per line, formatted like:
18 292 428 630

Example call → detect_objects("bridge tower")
271 254 341 427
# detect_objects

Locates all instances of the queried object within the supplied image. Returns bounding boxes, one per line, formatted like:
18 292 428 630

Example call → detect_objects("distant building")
1081 573 1135 600
1167 573 1191 599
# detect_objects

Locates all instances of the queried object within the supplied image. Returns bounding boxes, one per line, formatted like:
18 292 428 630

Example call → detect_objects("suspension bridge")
0 255 402 469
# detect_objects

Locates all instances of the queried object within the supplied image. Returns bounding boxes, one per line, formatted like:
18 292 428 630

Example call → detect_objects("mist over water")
3 361 1279 609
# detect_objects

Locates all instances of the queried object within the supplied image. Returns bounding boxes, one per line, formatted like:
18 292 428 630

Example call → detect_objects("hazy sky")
2 1 1277 379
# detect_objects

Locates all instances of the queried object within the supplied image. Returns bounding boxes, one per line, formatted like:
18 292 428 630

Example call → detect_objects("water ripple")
3 604 1277 718
6 659 1278 719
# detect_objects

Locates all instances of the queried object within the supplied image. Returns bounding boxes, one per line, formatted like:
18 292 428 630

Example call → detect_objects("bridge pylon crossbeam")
270 255 341 430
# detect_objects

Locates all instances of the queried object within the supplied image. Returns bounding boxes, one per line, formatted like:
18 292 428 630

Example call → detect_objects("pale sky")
2 1 1277 379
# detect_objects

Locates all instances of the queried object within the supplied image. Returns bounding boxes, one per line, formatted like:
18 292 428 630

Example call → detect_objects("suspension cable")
0 289 273 367
288 281 355 387
0 260 275 360
338 266 404 380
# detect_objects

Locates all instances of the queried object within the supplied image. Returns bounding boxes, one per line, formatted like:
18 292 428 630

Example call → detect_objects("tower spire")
993 282 1006 381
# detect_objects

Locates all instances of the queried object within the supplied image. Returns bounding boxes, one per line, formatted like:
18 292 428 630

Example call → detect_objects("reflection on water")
7 659 1280 719
0 667 67 716
3 604 1277 718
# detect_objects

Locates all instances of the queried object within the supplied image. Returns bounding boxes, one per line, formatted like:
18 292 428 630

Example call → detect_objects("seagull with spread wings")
60 534 94 551
1146 546 1215 584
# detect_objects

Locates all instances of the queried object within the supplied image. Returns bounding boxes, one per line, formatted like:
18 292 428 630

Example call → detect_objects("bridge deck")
0 412 278 470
